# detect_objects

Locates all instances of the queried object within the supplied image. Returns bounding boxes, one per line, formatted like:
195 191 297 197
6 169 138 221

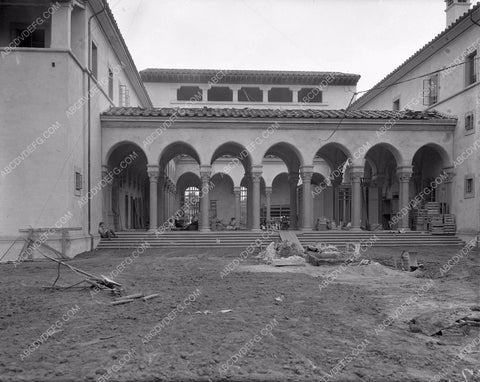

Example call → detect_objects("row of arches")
102 140 453 232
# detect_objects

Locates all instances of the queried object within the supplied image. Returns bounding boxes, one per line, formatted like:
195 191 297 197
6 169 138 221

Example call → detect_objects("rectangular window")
91 42 98 79
238 87 263 102
465 175 475 198
299 88 323 103
465 112 474 132
393 98 400 111
423 75 438 106
466 50 477 86
11 24 45 48
108 68 114 100
268 87 293 102
177 86 202 101
75 171 82 192
119 84 130 107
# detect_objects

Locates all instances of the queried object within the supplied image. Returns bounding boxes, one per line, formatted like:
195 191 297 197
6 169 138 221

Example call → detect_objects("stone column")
234 186 241 223
147 165 159 231
157 172 165 225
251 168 262 231
200 166 212 232
245 173 252 229
300 166 314 231
289 172 299 230
350 166 364 231
265 186 272 227
442 167 455 214
101 165 110 226
397 166 413 230
51 3 72 49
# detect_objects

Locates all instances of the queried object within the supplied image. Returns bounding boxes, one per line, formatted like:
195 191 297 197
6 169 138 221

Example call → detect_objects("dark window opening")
465 113 474 131
423 75 438 106
177 86 202 101
268 87 292 102
75 171 82 191
91 42 98 79
393 98 400 111
299 88 323 103
238 87 263 102
108 68 114 100
465 176 474 197
466 51 477 86
207 87 233 102
11 26 45 48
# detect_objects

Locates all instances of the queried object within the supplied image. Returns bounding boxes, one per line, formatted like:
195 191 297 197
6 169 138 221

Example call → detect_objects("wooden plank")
143 294 160 301
279 231 304 251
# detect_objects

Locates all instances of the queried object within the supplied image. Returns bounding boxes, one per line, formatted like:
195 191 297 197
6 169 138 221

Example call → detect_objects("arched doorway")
363 143 402 230
263 142 303 229
159 142 201 227
106 142 148 231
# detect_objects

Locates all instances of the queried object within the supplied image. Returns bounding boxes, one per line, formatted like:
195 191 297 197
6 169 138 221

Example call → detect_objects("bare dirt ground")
0 244 479 382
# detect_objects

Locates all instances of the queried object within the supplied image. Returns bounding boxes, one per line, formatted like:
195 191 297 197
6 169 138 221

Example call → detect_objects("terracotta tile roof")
353 2 480 108
102 107 454 120
140 68 361 86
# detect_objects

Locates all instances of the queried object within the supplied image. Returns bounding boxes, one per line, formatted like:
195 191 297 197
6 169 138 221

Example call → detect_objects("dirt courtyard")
0 244 479 382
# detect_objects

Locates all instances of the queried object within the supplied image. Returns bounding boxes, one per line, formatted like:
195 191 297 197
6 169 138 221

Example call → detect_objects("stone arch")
105 141 149 231
262 142 304 172
158 141 201 166
210 142 253 173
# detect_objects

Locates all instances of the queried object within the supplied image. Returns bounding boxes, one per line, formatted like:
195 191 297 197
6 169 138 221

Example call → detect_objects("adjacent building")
352 0 480 241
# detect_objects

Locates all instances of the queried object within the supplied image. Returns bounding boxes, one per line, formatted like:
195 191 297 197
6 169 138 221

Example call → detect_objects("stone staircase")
96 230 464 249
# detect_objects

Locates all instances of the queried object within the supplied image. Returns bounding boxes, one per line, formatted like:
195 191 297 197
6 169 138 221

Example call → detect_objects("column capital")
200 165 212 183
234 186 241 194
350 166 364 182
251 166 263 183
300 166 314 182
265 186 273 195
147 165 160 182
397 165 413 182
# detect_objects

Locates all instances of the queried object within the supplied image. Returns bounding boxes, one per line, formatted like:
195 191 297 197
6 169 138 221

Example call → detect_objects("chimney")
445 0 472 27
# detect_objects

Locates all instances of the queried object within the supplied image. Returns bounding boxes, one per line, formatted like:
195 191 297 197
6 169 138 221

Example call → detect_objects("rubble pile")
257 241 306 267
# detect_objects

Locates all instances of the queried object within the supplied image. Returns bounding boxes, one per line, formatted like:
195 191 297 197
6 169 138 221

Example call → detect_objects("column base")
251 228 261 232
351 227 362 232
200 228 211 232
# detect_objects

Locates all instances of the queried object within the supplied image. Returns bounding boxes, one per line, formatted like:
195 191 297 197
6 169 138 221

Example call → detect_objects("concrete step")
97 230 464 249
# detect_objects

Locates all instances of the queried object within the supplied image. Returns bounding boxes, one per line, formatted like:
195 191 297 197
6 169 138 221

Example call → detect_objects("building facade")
0 0 474 261
352 0 480 240
0 0 151 260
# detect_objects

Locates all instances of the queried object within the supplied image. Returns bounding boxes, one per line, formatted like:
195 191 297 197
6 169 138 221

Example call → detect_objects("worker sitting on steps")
98 222 117 240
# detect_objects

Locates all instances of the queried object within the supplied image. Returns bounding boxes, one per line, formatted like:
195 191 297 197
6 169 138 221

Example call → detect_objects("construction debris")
409 307 478 336
40 252 123 293
257 241 306 266
305 243 345 266
142 294 160 301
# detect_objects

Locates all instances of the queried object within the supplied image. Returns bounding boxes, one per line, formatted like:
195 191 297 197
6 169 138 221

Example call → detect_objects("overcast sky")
110 0 447 92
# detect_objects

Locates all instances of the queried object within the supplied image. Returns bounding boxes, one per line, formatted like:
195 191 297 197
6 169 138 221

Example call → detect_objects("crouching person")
98 222 117 239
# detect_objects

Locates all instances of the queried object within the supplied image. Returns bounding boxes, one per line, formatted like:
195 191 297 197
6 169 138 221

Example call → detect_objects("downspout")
87 0 107 252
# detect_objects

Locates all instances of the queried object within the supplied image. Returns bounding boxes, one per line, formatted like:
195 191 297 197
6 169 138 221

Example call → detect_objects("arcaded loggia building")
0 0 476 260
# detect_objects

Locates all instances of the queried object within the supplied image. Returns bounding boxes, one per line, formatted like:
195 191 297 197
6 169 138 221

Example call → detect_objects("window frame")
91 41 98 79
465 111 475 135
464 175 475 199
108 67 114 100
423 75 439 106
465 50 478 87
